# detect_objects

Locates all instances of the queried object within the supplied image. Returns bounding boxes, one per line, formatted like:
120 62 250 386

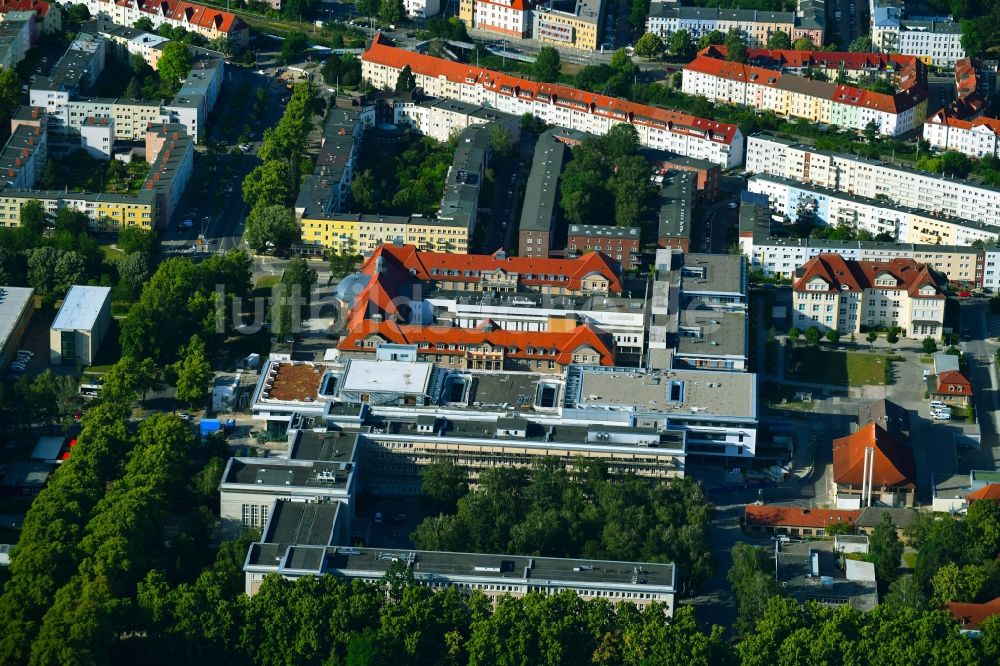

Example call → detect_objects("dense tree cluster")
242 83 320 252
924 0 1000 55
559 125 655 230
573 49 639 98
351 133 455 217
411 459 714 593
320 53 361 88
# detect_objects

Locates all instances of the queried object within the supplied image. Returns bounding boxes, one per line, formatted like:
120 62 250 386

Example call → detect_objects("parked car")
772 534 791 543
177 411 192 421
931 410 952 420
930 400 947 410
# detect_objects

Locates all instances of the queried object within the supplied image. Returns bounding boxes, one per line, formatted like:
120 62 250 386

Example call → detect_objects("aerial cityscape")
1 0 1000 661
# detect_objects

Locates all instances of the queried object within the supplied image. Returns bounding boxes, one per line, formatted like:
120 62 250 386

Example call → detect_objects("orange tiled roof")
794 254 944 299
744 505 861 529
935 370 973 397
946 597 1000 630
926 107 1000 136
362 35 740 145
338 320 617 366
968 484 1000 502
832 423 916 489
0 0 50 17
95 0 246 34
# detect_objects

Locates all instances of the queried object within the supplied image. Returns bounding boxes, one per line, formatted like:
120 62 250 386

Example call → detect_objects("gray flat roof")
568 224 640 239
340 358 433 395
519 129 567 234
676 310 746 358
0 286 33 348
657 170 694 240
50 285 110 332
290 429 361 462
262 500 339 550
222 457 352 490
681 253 743 295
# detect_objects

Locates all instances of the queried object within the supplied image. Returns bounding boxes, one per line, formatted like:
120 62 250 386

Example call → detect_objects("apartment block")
532 0 605 51
792 254 946 339
0 123 46 190
76 0 248 45
746 173 1000 246
646 1 824 48
519 128 568 259
403 0 441 18
294 106 366 219
84 19 170 69
29 32 106 118
745 133 1000 226
362 34 744 167
160 47 225 142
0 0 60 34
0 10 34 69
393 96 519 145
869 0 965 67
0 189 156 230
683 46 928 137
459 0 534 39
923 110 1000 159
299 213 469 254
566 225 640 270
656 169 694 251
142 122 194 227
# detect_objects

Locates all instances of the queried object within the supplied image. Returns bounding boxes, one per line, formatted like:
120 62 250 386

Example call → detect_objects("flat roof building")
49 285 111 366
0 286 34 368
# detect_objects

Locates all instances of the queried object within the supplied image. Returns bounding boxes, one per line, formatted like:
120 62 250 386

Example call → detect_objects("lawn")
787 346 892 387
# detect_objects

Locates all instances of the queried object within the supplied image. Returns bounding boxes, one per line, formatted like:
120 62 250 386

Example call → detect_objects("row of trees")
559 125 655 230
242 83 321 253
412 458 714 593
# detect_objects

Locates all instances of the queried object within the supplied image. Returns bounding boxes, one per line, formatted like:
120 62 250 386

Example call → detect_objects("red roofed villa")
792 254 945 339
933 369 973 405
946 597 1000 635
833 422 916 508
744 504 860 538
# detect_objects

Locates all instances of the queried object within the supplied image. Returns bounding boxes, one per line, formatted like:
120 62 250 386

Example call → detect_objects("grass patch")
255 275 281 289
919 356 934 364
787 346 892 387
101 245 125 261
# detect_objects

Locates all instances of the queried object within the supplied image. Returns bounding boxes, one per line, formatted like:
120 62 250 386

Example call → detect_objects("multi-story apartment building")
792 254 946 339
402 0 441 18
646 2 824 48
29 32 106 117
142 122 194 226
362 34 745 167
519 127 568 259
683 47 928 137
869 0 965 67
0 0 60 34
76 0 248 45
532 0 604 51
84 19 169 68
0 123 46 189
459 0 534 38
299 213 470 254
745 133 1000 225
566 225 641 270
393 96 520 144
0 10 34 69
923 110 1000 158
0 189 156 229
294 106 367 220
656 169 694 251
747 173 1000 246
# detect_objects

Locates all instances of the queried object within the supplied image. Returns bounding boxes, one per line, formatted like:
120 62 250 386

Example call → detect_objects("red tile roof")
935 370 973 397
794 254 945 299
744 505 861 529
832 423 916 490
946 597 1000 631
968 484 1000 502
338 320 617 366
926 107 1000 137
362 35 740 146
93 0 246 35
686 46 926 114
0 0 50 17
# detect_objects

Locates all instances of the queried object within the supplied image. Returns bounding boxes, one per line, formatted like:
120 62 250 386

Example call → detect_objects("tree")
883 573 928 611
870 512 903 592
668 29 694 58
19 199 45 237
767 30 791 49
356 0 378 16
488 123 512 158
533 47 561 83
634 32 665 61
724 29 747 63
792 36 817 50
601 123 641 159
102 355 160 405
420 459 468 512
886 326 900 344
863 119 880 143
173 335 212 406
117 226 159 256
394 65 416 93
922 337 938 354
825 329 840 344
243 204 299 254
66 3 90 22
867 330 878 345
697 29 725 50
940 151 973 178
0 68 20 122
728 542 781 635
119 251 153 294
273 258 317 335
849 35 873 52
242 159 292 208
966 497 1000 561
788 326 801 342
280 33 309 65
378 0 404 25
134 17 155 31
157 42 193 94
804 326 822 345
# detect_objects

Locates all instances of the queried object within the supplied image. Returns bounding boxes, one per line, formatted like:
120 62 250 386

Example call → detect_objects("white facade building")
923 109 1000 159
403 0 441 18
49 285 112 366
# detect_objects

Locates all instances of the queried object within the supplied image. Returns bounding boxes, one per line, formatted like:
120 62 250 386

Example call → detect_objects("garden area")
787 346 895 386
350 132 455 216
38 151 149 195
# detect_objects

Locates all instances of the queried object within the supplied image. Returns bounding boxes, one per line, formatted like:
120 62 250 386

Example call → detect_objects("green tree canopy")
157 42 193 95
698 29 725 49
669 29 695 58
173 334 212 406
243 204 299 253
724 29 748 62
767 30 791 49
394 64 417 92
635 32 665 60
533 47 562 83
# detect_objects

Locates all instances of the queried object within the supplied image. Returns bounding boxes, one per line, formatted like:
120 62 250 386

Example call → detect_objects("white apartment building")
792 255 946 339
403 0 441 17
747 173 1000 246
459 0 532 38
923 109 1000 159
75 0 248 45
745 133 1000 228
682 48 928 137
646 3 824 48
982 248 1000 293
0 10 34 69
362 35 745 167
869 0 965 67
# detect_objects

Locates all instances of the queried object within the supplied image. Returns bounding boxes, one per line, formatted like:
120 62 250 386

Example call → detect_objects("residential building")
0 286 34 368
0 0 60 34
745 133 1000 225
923 110 1000 158
63 97 164 142
143 122 194 227
49 285 112 366
934 470 1000 513
244 499 677 610
361 34 745 167
0 122 46 189
738 193 988 287
932 369 973 405
833 422 917 508
566 225 641 270
77 0 248 45
869 0 965 67
161 47 225 142
683 46 928 137
459 0 534 39
299 213 470 254
84 18 169 69
744 504 861 538
29 32 106 117
437 123 493 239
532 0 605 51
947 598 1000 636
644 151 720 202
777 540 878 612
646 2 824 48
519 128 567 259
656 169 694 251
393 96 520 145
0 10 34 69
1 461 53 496
78 115 112 158
403 0 441 18
792 254 946 339
0 188 157 230
746 173 1000 247
294 106 365 219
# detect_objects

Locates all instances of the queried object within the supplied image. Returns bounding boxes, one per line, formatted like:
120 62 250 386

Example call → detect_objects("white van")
931 410 952 421
930 400 946 410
